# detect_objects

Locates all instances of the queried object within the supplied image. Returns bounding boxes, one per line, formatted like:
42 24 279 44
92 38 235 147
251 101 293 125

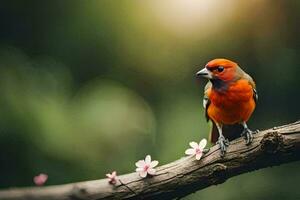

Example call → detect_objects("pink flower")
135 155 159 178
185 139 207 160
106 171 118 185
33 173 48 186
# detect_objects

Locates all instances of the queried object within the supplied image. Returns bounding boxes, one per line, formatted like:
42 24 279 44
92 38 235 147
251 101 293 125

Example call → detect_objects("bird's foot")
216 135 229 157
241 128 258 145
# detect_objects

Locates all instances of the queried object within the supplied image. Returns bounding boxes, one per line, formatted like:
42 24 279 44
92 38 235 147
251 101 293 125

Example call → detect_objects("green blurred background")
0 0 299 199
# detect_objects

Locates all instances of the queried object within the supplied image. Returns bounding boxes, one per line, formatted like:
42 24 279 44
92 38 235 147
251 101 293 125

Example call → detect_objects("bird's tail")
209 121 244 144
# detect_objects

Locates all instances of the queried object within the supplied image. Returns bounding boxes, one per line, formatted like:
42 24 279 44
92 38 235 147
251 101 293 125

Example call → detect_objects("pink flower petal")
139 170 148 178
111 171 117 177
145 155 151 165
185 148 195 155
106 171 118 185
147 168 156 175
199 139 207 149
189 141 199 149
135 160 146 168
33 173 48 186
196 152 203 160
150 160 159 168
136 167 144 172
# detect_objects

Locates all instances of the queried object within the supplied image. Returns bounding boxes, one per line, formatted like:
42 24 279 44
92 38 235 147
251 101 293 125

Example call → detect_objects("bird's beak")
196 68 212 79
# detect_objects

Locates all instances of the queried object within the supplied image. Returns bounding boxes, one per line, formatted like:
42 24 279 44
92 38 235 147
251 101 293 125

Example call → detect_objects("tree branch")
1 121 300 200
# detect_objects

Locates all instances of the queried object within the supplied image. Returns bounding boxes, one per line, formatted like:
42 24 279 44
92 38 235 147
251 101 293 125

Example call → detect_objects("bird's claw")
241 128 255 145
216 136 229 157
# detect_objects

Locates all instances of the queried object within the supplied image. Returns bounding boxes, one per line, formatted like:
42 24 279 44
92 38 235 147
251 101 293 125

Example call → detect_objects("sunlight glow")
147 0 237 37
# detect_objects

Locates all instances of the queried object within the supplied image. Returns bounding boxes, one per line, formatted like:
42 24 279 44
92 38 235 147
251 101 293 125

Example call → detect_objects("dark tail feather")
209 122 244 144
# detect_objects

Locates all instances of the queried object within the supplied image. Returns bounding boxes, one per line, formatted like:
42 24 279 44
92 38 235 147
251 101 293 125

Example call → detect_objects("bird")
196 58 258 156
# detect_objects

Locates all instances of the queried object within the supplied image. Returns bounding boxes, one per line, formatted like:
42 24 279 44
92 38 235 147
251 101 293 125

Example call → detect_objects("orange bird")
196 58 257 156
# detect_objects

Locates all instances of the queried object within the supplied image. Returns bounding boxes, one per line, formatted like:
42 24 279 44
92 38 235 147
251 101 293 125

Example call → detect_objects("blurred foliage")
0 0 299 199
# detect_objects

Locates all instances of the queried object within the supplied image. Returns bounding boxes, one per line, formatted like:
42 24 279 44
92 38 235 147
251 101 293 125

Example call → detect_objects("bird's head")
196 58 240 82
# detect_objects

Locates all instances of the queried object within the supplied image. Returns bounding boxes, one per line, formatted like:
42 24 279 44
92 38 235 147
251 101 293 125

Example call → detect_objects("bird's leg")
215 123 229 156
241 122 256 145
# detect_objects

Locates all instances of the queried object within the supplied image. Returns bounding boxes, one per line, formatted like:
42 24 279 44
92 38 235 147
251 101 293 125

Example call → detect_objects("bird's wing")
203 82 212 122
253 88 258 104
203 81 219 143
243 73 258 103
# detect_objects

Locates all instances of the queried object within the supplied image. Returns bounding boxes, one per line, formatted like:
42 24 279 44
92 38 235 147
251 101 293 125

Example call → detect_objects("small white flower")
185 139 207 160
135 155 159 178
106 171 118 185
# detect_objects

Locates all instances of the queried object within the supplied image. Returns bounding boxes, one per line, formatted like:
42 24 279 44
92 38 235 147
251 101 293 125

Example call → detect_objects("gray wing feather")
243 73 258 104
204 82 212 122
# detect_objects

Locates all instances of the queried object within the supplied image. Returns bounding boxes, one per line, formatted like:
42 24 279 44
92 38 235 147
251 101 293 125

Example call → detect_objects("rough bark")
1 121 300 200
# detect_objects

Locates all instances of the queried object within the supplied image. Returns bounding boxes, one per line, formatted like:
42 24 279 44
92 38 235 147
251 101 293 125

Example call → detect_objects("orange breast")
207 79 256 125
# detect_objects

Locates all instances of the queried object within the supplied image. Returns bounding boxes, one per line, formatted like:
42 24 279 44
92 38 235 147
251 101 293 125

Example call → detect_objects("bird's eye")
217 66 224 72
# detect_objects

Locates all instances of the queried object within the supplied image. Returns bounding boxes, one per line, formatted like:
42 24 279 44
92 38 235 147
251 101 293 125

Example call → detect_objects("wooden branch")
1 121 300 200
